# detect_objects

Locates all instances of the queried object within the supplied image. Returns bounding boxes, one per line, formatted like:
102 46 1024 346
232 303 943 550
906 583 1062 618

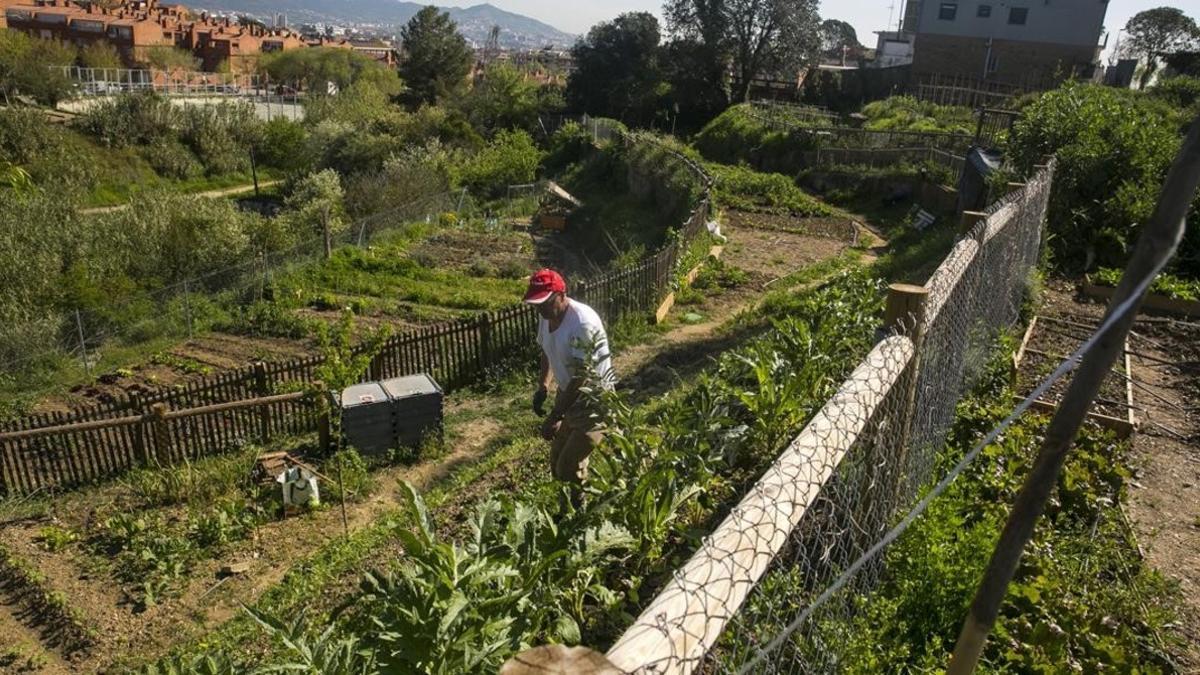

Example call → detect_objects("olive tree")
283 169 347 258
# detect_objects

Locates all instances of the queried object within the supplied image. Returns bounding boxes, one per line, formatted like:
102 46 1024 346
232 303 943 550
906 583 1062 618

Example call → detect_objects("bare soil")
1040 280 1200 670
409 228 536 276
722 211 854 285
1014 316 1133 421
36 334 314 414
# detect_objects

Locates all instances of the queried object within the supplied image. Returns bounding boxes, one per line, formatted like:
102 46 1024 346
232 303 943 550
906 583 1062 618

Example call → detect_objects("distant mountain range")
191 1 578 49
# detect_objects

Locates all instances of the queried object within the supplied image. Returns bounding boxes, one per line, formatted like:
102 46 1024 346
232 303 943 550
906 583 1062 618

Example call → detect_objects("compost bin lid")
340 382 388 409
381 374 442 400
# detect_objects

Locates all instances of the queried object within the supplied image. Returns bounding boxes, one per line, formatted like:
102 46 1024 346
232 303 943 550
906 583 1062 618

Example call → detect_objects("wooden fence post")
254 361 271 443
478 313 492 375
130 392 147 465
884 283 930 500
149 403 169 466
501 646 622 675
314 381 332 453
959 210 989 237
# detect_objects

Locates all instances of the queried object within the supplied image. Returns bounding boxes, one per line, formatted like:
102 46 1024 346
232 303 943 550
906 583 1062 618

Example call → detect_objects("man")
524 269 615 487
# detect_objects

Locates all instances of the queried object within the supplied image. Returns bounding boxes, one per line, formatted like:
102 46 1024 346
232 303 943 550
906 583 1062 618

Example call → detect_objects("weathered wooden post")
959 210 989 237
129 391 147 465
884 283 931 502
149 402 169 466
501 646 621 675
254 361 271 443
314 381 331 453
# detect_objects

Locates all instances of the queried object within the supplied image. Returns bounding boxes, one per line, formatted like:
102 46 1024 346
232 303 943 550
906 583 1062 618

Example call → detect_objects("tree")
0 31 77 104
461 62 538 134
79 41 124 70
260 47 400 96
284 169 346 258
1125 7 1200 58
665 0 823 103
399 6 473 107
566 12 666 125
661 38 731 132
820 19 859 62
140 45 200 71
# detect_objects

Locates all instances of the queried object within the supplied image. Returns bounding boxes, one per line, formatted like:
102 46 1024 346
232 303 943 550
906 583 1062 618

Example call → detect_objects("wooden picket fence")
0 198 712 497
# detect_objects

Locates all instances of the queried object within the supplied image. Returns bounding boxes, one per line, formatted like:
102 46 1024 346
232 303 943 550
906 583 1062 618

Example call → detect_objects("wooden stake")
947 114 1200 674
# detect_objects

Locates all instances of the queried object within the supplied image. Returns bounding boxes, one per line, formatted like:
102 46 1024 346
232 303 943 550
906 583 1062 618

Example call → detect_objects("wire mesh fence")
591 161 1056 674
0 189 463 379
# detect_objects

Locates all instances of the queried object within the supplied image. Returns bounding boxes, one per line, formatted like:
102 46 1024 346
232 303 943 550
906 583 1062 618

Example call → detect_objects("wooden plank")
1016 397 1134 439
1012 316 1039 372
606 337 915 674
655 292 676 325
1081 281 1200 318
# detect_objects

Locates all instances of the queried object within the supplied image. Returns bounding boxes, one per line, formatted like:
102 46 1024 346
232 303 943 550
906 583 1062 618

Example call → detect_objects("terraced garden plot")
1014 315 1135 432
722 210 859 283
28 223 541 414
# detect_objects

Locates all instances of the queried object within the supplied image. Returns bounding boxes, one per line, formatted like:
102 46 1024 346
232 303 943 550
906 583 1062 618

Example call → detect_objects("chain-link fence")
584 161 1056 674
0 189 463 381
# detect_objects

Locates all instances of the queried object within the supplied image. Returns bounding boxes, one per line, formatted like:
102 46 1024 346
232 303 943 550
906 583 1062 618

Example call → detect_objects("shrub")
79 92 180 148
456 129 543 198
140 140 202 179
860 95 975 135
179 103 258 175
542 121 594 175
254 118 312 173
708 163 833 216
693 104 813 173
1007 82 1197 273
1148 75 1200 114
323 448 375 502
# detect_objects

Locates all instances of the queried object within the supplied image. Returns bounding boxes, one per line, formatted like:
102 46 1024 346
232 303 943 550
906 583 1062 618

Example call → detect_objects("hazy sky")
454 0 1185 60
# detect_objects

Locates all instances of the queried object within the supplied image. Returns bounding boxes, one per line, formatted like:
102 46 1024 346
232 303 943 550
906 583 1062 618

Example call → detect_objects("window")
986 53 1000 73
938 2 958 20
1008 7 1028 24
977 4 992 17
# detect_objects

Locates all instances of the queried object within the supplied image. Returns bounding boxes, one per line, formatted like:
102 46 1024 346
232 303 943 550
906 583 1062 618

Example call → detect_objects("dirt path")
78 180 283 215
1041 281 1200 670
0 596 70 674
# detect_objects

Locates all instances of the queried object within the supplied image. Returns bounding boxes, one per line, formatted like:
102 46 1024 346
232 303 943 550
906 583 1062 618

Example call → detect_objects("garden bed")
1081 276 1200 319
1013 315 1136 437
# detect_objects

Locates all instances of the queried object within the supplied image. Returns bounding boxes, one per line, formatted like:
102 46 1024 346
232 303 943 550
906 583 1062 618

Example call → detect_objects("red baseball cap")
524 269 566 304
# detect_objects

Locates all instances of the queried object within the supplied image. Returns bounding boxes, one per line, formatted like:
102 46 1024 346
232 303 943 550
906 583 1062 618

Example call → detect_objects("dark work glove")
533 387 548 416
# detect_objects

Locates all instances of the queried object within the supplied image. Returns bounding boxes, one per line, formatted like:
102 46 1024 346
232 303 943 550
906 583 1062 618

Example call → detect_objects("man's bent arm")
538 353 552 391
548 374 585 421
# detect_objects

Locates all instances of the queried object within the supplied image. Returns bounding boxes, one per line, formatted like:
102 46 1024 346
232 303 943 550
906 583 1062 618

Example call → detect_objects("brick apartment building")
906 0 1108 90
1 0 393 72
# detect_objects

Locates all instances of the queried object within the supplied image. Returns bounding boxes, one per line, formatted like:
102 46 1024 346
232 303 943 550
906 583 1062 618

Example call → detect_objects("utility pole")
947 115 1200 674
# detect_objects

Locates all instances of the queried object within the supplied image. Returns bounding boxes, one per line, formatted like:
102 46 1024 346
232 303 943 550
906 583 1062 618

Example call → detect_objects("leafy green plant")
323 448 375 502
1093 267 1200 301
36 525 78 552
189 500 261 550
1007 81 1197 272
708 162 834 216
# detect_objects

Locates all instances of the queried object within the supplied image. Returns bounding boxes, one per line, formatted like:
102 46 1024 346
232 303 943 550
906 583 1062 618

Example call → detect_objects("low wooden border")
655 245 725 325
1081 277 1200 318
1011 317 1137 439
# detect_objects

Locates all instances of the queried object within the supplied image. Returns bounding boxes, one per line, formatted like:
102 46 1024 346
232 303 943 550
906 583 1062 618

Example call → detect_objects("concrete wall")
913 0 1106 48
